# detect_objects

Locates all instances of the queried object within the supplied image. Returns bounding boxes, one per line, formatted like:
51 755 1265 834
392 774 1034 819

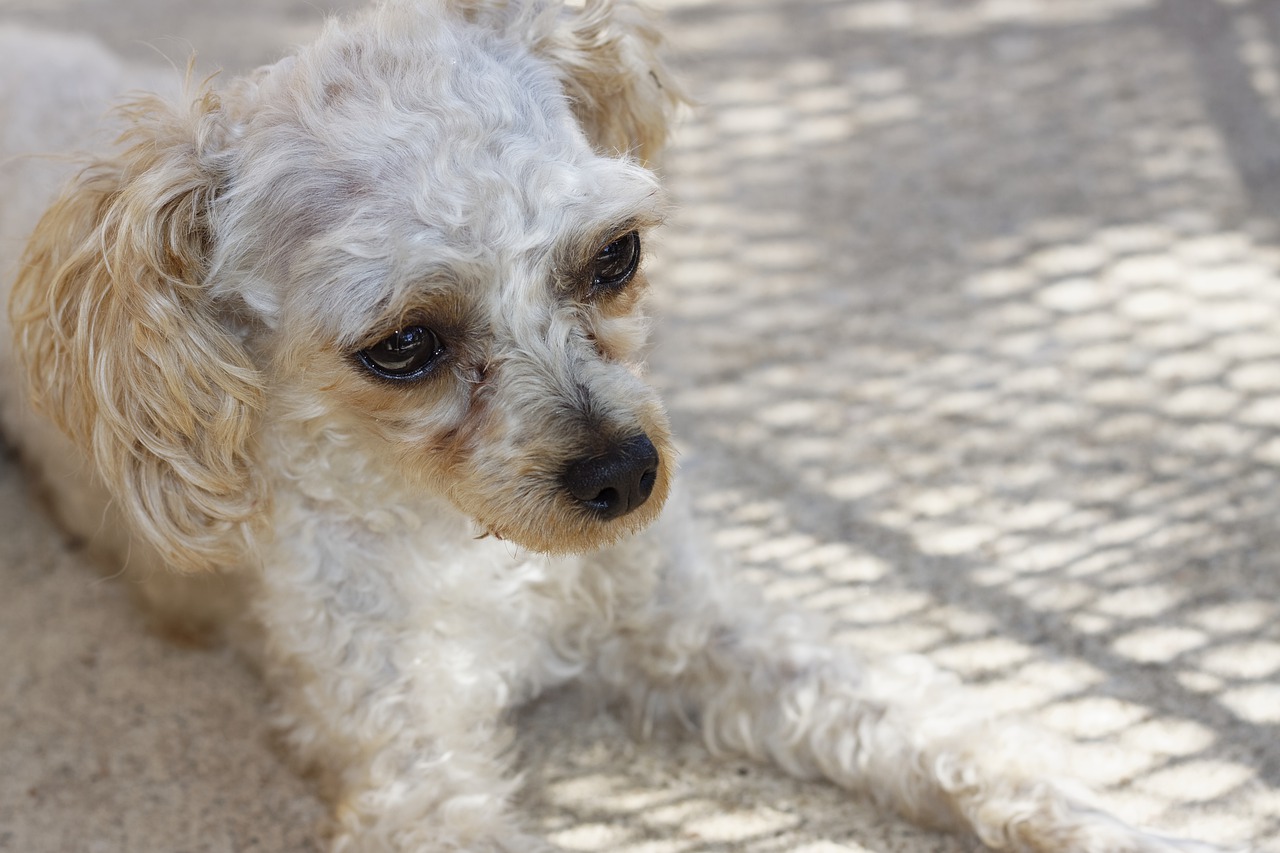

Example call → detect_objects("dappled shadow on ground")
520 0 1280 850
2 0 1279 851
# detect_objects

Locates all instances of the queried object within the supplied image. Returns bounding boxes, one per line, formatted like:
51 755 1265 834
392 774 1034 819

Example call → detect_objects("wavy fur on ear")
464 0 686 164
9 84 264 573
545 0 685 164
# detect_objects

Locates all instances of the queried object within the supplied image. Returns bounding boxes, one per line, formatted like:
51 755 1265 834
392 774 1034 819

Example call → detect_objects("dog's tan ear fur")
541 0 685 164
9 86 263 573
465 0 685 165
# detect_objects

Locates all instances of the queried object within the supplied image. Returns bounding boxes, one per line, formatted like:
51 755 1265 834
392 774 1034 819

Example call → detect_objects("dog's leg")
253 530 556 853
592 508 1234 853
264 631 546 852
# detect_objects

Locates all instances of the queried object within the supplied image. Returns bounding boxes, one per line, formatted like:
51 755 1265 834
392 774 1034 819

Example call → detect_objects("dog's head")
10 0 684 569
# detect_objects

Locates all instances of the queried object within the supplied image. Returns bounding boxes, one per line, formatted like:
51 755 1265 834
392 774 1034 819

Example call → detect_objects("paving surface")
2 0 1279 851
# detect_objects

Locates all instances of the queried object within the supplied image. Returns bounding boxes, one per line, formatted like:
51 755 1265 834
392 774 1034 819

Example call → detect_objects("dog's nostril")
563 435 660 521
637 469 656 500
584 487 621 514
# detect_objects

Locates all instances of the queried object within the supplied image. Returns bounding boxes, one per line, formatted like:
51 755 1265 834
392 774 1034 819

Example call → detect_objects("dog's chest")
257 502 626 706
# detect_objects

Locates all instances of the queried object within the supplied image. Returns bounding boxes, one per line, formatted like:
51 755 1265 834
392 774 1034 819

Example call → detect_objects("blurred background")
1 0 1278 851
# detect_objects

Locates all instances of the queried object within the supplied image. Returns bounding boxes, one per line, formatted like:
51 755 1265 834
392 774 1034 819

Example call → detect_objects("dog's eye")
591 231 641 295
357 326 444 380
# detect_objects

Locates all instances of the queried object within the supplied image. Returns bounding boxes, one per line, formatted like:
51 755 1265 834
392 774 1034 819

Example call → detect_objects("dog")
0 2 1242 851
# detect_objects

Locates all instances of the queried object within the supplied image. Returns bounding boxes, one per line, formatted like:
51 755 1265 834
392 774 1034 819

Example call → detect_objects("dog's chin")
490 512 658 555
467 471 673 556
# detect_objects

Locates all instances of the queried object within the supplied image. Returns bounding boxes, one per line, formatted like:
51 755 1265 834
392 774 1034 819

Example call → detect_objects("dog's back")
0 26 159 278
0 29 166 572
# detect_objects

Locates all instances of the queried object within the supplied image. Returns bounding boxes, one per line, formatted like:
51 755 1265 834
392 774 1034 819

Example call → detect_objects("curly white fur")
0 3 1244 851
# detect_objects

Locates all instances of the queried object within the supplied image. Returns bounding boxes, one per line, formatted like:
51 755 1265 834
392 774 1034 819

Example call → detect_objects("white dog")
0 2 1240 851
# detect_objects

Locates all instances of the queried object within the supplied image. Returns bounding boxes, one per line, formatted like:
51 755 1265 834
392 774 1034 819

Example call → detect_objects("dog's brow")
338 273 468 349
553 212 665 291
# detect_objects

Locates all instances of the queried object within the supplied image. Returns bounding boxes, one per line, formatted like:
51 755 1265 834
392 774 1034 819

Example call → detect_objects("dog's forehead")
258 3 584 206
230 4 664 337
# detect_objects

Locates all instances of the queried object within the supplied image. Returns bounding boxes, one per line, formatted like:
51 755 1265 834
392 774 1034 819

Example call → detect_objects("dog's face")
12 0 684 568
221 4 675 551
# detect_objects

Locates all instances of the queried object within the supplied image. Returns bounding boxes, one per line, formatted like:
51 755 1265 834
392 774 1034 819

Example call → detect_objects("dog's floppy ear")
540 0 685 164
10 85 263 573
470 0 685 165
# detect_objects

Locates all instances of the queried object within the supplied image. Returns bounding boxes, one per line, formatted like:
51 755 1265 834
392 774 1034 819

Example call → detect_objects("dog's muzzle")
563 434 659 520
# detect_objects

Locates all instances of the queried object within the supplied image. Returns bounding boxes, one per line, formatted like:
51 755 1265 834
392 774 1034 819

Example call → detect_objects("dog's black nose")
563 435 659 520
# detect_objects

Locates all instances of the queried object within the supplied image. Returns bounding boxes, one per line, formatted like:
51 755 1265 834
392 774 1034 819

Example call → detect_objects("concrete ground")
2 0 1279 851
